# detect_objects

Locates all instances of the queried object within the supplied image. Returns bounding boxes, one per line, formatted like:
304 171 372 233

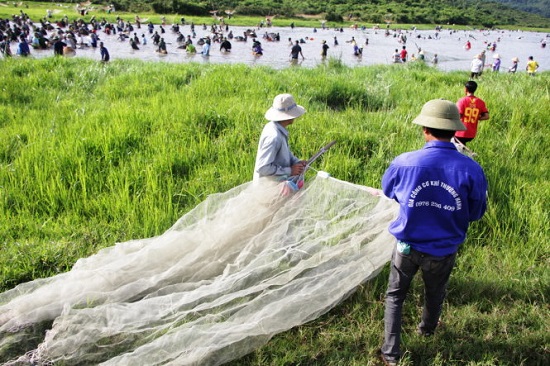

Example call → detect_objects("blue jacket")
17 41 30 56
382 141 487 256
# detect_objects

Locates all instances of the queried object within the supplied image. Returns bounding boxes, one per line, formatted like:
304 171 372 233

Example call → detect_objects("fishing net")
0 173 398 366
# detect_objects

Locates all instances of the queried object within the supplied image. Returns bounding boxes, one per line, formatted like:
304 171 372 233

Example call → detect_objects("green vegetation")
1 1 549 29
0 56 548 365
108 0 550 28
494 0 550 19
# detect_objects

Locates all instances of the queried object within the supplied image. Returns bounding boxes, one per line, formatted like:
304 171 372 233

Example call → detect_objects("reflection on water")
26 23 549 72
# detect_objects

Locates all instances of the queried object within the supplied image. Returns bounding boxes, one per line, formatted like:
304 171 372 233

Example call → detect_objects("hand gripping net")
0 173 397 365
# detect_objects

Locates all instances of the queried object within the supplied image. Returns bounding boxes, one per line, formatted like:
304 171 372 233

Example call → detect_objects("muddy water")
28 23 549 72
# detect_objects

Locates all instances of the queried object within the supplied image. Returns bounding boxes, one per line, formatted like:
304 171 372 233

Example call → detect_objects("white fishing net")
0 173 398 366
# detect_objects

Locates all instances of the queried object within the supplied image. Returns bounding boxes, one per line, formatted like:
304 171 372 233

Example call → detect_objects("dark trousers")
381 244 457 360
455 136 474 145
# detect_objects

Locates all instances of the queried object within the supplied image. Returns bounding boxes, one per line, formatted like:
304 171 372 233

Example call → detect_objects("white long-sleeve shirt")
470 58 483 73
253 121 299 181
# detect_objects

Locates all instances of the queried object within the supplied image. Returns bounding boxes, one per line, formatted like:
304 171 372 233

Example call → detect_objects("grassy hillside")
2 1 549 28
114 0 550 28
0 57 548 365
494 0 550 19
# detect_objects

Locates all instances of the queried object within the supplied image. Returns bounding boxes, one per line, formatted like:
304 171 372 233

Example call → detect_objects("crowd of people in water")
0 8 546 74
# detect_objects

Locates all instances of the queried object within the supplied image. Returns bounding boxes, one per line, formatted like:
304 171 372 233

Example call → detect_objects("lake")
19 22 550 72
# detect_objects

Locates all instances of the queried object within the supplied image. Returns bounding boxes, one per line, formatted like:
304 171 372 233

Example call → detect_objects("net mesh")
0 173 397 366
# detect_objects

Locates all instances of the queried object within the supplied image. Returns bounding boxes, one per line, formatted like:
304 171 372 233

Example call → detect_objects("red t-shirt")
455 96 488 139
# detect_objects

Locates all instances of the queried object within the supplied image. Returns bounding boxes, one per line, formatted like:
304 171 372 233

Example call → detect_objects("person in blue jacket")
17 36 31 57
379 99 488 366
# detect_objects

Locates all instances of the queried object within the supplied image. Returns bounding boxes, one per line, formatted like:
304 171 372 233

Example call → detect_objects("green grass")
0 56 548 365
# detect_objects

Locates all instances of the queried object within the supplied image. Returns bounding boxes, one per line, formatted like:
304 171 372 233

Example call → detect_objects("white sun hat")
264 94 306 121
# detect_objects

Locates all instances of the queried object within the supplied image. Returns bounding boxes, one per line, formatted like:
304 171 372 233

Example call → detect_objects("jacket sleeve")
381 164 399 202
255 135 291 178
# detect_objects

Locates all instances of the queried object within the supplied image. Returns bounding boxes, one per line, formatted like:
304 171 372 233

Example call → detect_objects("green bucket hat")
412 99 466 131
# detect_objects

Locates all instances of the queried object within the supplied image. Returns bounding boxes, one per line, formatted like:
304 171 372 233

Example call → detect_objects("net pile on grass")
0 173 398 365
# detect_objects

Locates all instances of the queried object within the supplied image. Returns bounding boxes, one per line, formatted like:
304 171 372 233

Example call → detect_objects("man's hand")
290 161 306 176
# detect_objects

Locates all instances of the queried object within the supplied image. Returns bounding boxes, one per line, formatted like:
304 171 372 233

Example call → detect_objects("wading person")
470 54 484 79
220 37 232 52
201 36 211 56
130 37 139 50
491 54 501 72
526 56 539 76
254 93 306 184
290 40 304 62
99 42 110 62
400 45 407 62
186 42 196 53
158 38 167 54
53 37 66 56
454 81 489 145
508 57 519 73
379 99 488 366
321 40 329 58
1 39 12 57
392 49 401 63
16 36 31 57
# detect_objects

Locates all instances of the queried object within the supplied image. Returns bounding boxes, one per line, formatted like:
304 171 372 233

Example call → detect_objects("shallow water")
24 23 550 72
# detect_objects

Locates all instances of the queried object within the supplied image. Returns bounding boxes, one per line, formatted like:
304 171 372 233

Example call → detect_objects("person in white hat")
508 57 519 73
253 94 306 182
492 53 501 72
379 99 488 366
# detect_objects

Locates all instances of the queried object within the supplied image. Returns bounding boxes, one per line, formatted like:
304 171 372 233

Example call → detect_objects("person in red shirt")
454 81 489 144
400 46 407 62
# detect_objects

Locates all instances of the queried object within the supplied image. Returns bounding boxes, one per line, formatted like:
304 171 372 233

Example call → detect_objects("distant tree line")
493 0 550 19
74 0 549 28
